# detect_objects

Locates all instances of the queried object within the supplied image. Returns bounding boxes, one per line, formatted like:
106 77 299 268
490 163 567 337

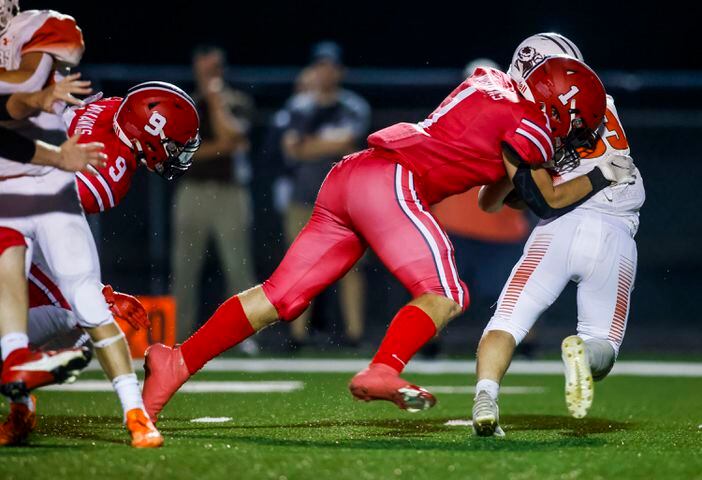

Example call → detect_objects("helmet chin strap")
568 99 578 135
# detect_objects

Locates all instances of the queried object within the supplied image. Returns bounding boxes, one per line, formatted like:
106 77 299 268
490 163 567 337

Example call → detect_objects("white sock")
112 373 144 420
476 379 500 400
1 332 29 361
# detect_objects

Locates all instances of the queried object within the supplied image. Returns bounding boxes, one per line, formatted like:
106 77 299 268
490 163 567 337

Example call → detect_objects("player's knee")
410 293 461 329
274 297 310 323
257 282 304 323
66 278 113 328
584 338 617 381
483 314 530 346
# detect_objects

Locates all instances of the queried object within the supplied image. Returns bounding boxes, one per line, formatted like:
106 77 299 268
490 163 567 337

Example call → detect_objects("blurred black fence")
82 65 701 355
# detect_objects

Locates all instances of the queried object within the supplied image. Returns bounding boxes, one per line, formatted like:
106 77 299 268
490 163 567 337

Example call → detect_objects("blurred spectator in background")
428 58 533 356
279 41 371 348
171 46 256 343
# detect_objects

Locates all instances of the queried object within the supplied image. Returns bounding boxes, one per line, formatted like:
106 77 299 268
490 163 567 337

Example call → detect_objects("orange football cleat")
0 395 37 446
126 408 163 448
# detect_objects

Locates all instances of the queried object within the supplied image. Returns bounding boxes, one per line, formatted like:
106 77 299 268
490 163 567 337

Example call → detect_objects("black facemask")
154 135 201 181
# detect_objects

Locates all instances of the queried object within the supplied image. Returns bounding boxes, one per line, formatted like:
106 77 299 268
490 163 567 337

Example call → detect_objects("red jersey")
64 98 139 214
367 67 554 204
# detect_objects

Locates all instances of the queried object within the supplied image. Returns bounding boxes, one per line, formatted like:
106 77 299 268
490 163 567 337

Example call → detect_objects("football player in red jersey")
0 81 200 447
143 56 634 421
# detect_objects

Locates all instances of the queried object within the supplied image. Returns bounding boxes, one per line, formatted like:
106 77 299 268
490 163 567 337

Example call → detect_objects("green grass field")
1 367 701 480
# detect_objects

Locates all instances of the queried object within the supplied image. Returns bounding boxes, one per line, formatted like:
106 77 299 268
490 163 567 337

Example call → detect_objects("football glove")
102 285 150 330
595 154 636 185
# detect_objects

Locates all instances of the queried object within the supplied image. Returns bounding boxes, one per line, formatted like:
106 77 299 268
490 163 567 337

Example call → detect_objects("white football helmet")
0 0 18 35
507 33 584 85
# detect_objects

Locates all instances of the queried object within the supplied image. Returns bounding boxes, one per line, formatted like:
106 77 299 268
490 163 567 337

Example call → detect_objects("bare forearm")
532 169 594 208
5 91 42 120
30 140 62 167
204 94 247 143
478 177 514 212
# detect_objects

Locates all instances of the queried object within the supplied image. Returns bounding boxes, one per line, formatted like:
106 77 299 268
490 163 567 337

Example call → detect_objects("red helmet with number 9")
114 81 200 180
520 55 606 170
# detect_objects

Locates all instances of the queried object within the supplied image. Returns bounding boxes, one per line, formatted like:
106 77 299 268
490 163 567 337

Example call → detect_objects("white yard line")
191 417 233 423
444 419 473 427
194 359 696 377
44 380 304 393
86 358 702 377
426 386 545 394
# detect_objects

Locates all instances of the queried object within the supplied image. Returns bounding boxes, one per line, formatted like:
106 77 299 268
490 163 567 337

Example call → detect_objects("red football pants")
262 149 468 321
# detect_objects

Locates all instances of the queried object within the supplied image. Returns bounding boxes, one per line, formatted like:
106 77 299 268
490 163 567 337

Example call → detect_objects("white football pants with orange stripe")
483 208 638 356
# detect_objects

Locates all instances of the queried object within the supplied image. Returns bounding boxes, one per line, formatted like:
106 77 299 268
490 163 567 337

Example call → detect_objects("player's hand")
37 73 93 113
102 284 150 330
58 134 107 172
595 154 636 185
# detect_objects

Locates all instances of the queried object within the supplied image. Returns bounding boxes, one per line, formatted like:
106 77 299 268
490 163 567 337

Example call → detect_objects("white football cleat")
472 390 505 437
561 335 594 419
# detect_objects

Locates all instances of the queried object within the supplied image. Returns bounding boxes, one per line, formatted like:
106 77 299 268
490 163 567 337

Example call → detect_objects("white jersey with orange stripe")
0 10 85 177
552 96 645 235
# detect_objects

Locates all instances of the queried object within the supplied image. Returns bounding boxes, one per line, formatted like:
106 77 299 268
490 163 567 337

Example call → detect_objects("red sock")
371 305 437 373
180 296 255 374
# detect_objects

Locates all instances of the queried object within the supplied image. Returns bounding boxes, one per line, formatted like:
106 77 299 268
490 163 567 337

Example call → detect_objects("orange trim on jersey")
495 234 553 318
580 108 630 159
21 16 84 66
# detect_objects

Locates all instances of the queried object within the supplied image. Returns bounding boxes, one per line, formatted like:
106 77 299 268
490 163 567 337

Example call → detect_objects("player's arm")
30 134 106 172
0 52 49 84
478 177 514 213
1 73 92 120
501 145 617 219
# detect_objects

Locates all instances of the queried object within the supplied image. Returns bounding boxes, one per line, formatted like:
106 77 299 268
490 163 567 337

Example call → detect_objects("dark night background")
32 1 700 70
25 1 702 354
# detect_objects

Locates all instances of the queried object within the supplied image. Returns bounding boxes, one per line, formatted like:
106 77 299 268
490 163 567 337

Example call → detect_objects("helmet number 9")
144 111 167 136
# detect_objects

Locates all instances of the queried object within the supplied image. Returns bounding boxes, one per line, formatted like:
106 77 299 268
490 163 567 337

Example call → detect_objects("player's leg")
568 220 637 415
473 223 572 436
0 238 29 361
345 162 466 410
0 230 34 446
0 225 89 400
35 212 162 447
143 171 367 420
171 181 212 342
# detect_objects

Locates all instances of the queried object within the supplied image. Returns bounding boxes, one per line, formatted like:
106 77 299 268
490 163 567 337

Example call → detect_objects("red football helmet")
521 55 606 170
114 81 200 180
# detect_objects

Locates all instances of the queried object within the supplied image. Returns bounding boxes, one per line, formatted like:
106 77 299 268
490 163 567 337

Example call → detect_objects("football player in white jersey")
0 2 163 448
471 33 645 437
